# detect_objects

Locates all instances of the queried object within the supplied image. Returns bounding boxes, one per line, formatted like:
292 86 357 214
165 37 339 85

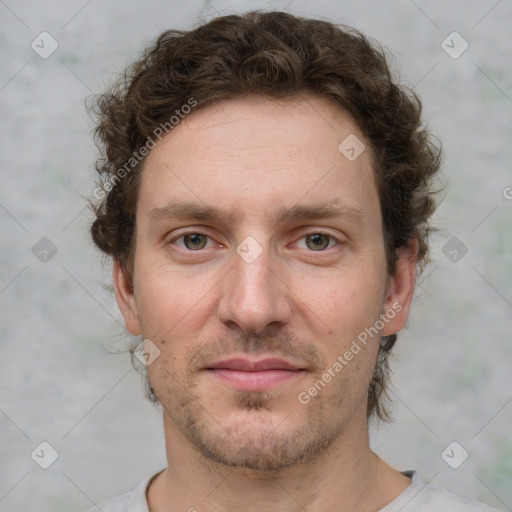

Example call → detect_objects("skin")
114 94 418 512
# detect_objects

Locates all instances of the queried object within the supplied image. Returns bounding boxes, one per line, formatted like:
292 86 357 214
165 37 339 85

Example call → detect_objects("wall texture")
1 0 511 510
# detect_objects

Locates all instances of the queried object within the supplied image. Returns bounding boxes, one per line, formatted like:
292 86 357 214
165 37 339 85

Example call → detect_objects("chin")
181 401 343 473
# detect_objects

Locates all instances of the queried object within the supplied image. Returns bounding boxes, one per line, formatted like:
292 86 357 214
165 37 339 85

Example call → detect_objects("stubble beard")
152 329 354 473
161 374 348 473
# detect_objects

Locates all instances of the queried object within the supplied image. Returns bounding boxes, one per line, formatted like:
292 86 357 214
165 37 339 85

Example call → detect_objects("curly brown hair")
89 10 441 421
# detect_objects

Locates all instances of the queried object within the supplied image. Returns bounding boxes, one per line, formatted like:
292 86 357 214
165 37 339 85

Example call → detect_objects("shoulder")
383 471 503 512
83 472 159 512
83 490 132 512
412 484 502 511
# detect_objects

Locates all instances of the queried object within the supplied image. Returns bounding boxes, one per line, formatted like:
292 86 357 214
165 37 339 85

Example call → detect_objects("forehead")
137 94 379 227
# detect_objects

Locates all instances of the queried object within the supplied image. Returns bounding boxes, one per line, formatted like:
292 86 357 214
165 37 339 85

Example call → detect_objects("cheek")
292 266 385 336
135 255 208 319
133 260 221 368
133 266 191 344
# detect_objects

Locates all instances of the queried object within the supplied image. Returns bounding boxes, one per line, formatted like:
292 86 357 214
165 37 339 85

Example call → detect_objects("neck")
147 406 410 512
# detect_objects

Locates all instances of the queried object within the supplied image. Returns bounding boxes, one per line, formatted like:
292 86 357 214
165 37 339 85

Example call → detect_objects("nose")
217 244 292 335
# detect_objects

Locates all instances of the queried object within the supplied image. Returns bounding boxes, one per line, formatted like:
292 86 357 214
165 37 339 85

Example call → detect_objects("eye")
297 232 340 251
171 232 215 251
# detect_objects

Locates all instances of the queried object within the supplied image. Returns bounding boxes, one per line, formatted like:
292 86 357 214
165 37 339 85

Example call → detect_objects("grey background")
1 0 511 510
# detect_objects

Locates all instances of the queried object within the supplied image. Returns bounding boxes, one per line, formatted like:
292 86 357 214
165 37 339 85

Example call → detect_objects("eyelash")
167 230 342 252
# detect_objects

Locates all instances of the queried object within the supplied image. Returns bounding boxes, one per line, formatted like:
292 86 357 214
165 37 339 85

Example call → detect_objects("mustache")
186 329 326 374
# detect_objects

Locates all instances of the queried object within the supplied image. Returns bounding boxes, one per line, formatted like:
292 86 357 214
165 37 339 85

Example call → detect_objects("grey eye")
305 233 331 251
183 233 208 250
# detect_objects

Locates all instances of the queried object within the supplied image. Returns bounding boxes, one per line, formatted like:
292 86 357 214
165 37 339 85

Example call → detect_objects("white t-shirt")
85 470 502 512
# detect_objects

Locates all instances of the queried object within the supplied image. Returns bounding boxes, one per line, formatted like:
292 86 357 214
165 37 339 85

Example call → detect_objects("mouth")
205 357 307 391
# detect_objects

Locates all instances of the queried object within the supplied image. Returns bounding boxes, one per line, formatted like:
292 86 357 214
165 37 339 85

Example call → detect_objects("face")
114 95 416 472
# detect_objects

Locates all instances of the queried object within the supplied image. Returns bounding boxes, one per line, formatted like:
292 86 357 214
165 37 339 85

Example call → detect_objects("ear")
113 260 142 336
381 238 419 336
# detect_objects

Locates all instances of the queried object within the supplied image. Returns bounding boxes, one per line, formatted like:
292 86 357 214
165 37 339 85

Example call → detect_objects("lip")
207 358 302 371
205 357 306 391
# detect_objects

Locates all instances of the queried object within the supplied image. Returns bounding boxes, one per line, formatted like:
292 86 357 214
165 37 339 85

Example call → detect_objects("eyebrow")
148 199 364 226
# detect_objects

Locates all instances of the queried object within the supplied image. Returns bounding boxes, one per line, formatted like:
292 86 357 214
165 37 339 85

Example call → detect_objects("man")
87 10 501 512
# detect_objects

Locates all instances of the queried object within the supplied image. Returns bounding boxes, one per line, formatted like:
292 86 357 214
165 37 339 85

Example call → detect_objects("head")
90 11 441 471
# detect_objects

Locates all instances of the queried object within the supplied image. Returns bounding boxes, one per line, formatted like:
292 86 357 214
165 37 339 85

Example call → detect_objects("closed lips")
206 358 303 371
